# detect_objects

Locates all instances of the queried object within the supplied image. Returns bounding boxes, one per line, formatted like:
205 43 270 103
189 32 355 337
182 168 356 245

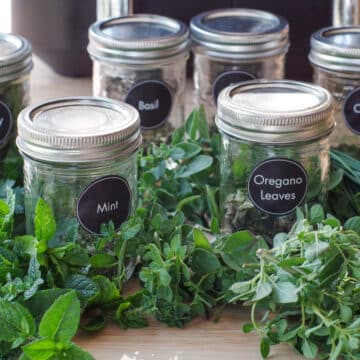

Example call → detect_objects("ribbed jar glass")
0 33 32 180
216 80 334 241
17 97 141 251
190 9 289 126
310 26 360 157
88 15 190 146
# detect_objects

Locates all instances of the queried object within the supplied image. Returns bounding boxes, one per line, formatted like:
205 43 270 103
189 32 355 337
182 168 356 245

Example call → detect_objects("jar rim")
17 97 142 163
0 33 32 81
190 8 289 57
88 14 190 63
216 79 335 144
310 26 360 73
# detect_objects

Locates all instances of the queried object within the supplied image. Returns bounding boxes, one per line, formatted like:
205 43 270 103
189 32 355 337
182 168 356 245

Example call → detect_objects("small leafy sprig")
229 205 360 359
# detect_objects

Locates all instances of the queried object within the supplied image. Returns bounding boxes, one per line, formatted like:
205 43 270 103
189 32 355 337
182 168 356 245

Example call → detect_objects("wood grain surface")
30 57 304 360
75 306 304 360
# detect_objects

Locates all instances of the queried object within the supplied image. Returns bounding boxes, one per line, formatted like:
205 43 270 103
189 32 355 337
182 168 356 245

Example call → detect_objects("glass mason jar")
190 9 289 126
309 27 360 157
88 15 189 146
0 33 32 180
216 80 334 241
17 97 141 252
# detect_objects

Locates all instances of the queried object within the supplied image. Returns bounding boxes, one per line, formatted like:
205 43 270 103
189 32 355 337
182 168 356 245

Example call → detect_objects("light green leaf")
177 155 213 178
301 338 318 359
272 282 298 304
309 204 325 225
193 228 212 250
39 290 80 342
22 338 57 360
34 198 56 253
252 282 272 302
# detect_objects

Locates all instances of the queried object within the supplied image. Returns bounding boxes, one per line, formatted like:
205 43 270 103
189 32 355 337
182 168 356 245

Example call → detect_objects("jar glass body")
219 133 330 241
92 57 187 145
313 66 360 155
193 52 286 125
23 152 138 252
0 73 30 179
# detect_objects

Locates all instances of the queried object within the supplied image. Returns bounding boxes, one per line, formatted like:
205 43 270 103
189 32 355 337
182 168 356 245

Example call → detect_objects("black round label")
247 158 308 216
343 87 360 135
212 70 256 104
125 80 172 129
76 176 132 235
0 101 12 145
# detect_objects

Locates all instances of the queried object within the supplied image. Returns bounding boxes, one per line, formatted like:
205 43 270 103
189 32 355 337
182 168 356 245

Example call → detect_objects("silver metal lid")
309 26 360 73
88 14 189 64
17 97 141 163
216 80 334 144
190 8 289 59
0 33 32 81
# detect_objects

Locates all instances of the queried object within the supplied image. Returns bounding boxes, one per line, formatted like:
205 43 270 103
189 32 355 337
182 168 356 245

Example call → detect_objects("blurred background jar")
0 33 32 181
97 0 133 20
88 14 189 146
190 8 289 125
309 27 360 157
216 80 334 241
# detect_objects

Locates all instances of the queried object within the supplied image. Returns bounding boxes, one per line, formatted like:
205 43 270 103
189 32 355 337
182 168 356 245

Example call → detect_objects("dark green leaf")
345 216 360 235
260 337 270 358
0 300 35 343
191 248 220 274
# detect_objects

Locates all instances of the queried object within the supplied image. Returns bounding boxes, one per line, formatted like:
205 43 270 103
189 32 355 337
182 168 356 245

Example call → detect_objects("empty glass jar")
0 33 32 180
216 80 334 241
88 15 190 146
190 9 289 125
310 26 360 156
17 97 141 251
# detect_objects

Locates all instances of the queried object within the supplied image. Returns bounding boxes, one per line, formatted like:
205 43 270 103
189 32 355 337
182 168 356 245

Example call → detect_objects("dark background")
13 0 332 80
134 0 332 81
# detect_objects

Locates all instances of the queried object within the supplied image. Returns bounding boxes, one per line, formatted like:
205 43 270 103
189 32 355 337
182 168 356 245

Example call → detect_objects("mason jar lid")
309 27 360 73
190 8 289 59
17 97 141 163
88 14 189 64
0 33 32 82
216 80 334 144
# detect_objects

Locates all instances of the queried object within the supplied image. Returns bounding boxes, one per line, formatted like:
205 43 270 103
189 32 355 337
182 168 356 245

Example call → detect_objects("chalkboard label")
77 175 131 235
343 87 360 135
0 101 12 145
212 70 256 104
247 158 308 216
125 80 172 129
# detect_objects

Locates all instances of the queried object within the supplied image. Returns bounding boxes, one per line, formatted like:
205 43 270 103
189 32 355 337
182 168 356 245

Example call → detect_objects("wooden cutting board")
75 306 304 360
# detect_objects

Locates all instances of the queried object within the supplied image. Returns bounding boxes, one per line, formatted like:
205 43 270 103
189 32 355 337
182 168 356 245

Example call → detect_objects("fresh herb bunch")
1 106 360 359
0 79 29 183
229 205 360 359
329 149 360 220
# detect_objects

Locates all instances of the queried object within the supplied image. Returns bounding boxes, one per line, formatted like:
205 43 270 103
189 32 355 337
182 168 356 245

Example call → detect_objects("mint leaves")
39 291 80 341
23 291 94 360
1 108 360 360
